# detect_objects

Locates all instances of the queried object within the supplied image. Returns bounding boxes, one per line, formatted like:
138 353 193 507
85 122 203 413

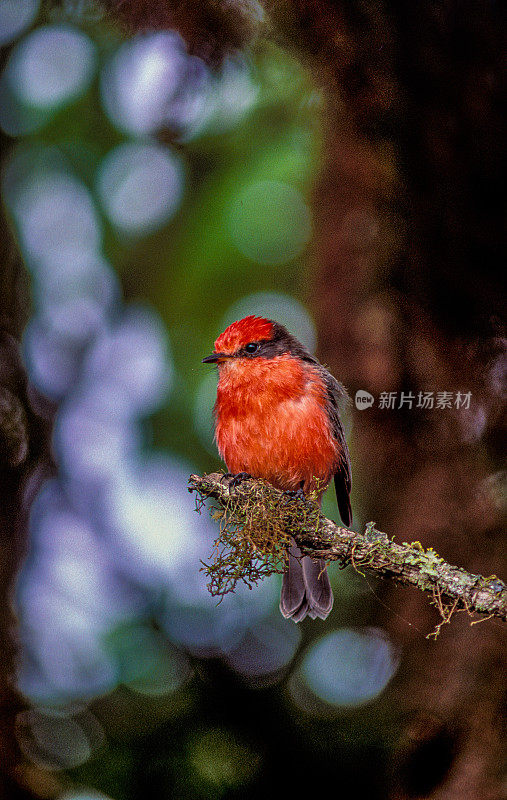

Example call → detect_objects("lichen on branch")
188 472 507 625
193 474 321 598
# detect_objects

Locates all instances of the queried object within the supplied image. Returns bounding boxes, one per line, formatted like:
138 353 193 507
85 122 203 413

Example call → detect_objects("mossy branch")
189 472 507 624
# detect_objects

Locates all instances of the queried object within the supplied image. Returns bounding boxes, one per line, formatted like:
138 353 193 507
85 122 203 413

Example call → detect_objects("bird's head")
202 315 329 414
202 315 280 364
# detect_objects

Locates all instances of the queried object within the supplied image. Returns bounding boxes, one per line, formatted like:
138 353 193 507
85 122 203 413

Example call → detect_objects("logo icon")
355 390 374 410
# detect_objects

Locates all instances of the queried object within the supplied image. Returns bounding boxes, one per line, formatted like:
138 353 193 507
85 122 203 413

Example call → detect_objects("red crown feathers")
214 316 274 354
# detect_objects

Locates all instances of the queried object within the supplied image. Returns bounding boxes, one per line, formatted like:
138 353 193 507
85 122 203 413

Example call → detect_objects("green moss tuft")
195 478 321 598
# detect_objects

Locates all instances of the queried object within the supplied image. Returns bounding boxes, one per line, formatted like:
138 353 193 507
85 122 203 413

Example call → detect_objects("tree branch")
188 472 507 624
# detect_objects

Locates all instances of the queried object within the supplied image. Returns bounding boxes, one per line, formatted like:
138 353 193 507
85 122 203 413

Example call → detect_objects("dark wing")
321 369 353 527
267 323 353 525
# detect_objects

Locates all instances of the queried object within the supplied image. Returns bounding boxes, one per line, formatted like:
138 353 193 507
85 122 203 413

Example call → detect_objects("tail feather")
279 542 306 619
302 555 333 619
334 473 352 527
290 599 312 623
280 540 333 622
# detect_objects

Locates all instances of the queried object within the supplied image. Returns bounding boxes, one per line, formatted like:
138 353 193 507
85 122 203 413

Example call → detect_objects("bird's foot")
222 472 252 489
283 487 306 503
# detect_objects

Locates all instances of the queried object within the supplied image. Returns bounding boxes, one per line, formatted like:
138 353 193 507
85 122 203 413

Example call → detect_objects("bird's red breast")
214 352 339 494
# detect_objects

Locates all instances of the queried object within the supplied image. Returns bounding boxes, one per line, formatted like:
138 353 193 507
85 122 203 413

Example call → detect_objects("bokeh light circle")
17 481 143 704
54 390 142 483
228 181 311 265
165 53 213 140
16 708 101 770
112 625 191 696
35 250 119 343
0 71 51 137
208 56 259 132
21 173 101 260
299 627 400 708
8 25 96 109
225 617 301 679
17 576 119 702
189 728 261 789
61 793 113 800
103 458 202 588
3 147 102 263
0 0 40 47
82 308 171 413
101 31 187 135
23 319 82 399
96 142 184 235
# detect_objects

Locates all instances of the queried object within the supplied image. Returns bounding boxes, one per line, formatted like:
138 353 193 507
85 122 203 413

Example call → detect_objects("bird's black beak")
202 353 230 364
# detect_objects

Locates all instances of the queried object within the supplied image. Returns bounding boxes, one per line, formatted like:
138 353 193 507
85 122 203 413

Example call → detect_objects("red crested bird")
202 315 352 622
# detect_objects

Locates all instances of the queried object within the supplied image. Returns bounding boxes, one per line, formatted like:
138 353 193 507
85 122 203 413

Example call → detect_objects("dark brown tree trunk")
0 134 55 798
298 3 506 797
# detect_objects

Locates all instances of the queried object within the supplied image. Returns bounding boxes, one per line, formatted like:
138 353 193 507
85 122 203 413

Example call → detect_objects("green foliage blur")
2 6 395 799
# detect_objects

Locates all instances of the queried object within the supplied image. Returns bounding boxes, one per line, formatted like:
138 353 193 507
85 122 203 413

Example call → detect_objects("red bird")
202 315 352 622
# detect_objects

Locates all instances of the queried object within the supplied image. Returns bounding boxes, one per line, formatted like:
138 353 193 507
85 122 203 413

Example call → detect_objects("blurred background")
0 1 504 799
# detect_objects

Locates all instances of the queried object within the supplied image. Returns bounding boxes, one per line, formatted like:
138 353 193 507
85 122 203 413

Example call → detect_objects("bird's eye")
245 342 259 354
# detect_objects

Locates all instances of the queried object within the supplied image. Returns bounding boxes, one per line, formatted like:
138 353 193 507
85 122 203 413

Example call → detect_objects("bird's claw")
222 472 252 489
283 487 306 503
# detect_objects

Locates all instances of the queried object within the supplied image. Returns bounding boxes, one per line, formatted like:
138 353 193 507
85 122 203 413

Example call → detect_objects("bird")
202 315 352 622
